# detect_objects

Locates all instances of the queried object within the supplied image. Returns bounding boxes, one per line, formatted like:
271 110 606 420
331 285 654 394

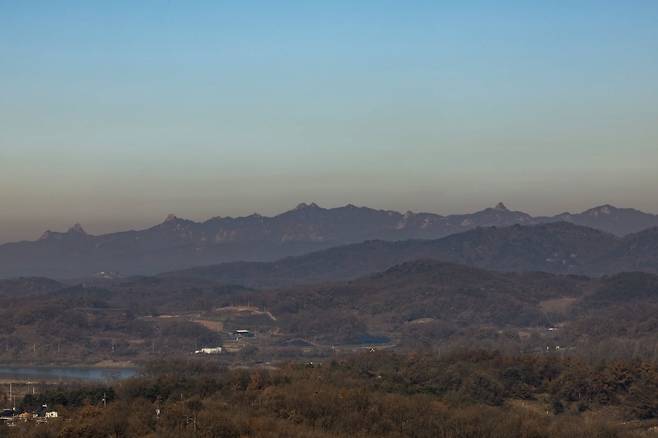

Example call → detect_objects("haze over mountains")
1 202 657 279
166 222 658 288
1 202 658 366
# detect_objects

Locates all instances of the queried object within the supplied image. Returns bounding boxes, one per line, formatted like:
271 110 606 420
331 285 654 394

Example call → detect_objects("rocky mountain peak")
68 223 87 235
38 230 54 241
585 204 616 216
295 202 320 211
494 202 509 211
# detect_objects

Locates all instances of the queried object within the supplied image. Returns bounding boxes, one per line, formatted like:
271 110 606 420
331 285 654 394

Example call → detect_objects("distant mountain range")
163 222 658 287
1 202 657 278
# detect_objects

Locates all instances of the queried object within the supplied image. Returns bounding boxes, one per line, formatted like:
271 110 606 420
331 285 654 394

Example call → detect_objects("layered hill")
1 202 657 278
164 222 658 288
240 260 658 358
5 258 658 363
251 259 589 343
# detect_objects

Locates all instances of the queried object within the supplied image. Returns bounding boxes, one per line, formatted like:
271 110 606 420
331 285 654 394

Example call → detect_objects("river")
0 366 139 382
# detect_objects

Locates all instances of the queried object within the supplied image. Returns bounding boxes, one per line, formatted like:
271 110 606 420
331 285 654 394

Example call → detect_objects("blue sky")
1 1 657 241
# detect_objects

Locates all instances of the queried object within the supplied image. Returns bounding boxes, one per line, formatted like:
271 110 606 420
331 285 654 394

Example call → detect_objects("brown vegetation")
9 350 658 437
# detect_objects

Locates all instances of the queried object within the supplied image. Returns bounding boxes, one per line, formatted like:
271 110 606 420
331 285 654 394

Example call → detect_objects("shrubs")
12 350 658 437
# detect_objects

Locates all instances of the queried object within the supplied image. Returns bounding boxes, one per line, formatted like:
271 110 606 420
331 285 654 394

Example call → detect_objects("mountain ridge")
1 202 657 278
162 221 658 288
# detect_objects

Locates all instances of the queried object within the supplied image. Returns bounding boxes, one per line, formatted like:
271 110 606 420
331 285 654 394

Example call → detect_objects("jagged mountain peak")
295 202 321 211
38 223 88 240
68 223 87 234
3 201 658 279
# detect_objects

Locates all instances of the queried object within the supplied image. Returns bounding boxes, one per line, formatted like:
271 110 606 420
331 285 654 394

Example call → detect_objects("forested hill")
4 259 658 364
163 222 658 288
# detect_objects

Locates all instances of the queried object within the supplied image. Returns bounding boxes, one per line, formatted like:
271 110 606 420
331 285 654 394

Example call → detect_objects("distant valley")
2 259 658 365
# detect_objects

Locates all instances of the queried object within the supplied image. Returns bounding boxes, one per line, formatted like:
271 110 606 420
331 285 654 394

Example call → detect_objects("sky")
1 1 658 242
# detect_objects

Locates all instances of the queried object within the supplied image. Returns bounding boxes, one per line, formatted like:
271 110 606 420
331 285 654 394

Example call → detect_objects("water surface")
0 366 138 382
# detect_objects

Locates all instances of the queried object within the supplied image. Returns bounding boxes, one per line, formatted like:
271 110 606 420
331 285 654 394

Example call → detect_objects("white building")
195 347 222 355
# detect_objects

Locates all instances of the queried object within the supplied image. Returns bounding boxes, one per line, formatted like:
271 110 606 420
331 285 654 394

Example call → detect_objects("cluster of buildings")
193 329 255 355
1 405 58 427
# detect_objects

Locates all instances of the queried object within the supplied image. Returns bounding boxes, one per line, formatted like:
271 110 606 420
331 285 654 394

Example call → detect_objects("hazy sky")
1 1 658 242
